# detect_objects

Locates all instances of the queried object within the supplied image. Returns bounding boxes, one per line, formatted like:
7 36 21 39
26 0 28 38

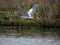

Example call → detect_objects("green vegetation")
0 0 60 27
0 7 17 12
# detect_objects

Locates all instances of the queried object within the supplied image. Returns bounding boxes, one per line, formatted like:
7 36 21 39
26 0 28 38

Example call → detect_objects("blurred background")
0 0 60 37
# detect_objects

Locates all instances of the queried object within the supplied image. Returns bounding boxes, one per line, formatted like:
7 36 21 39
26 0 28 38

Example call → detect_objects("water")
0 36 60 45
0 26 60 45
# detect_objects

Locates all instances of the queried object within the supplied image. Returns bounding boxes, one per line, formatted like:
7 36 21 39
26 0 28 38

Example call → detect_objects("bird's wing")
18 7 29 17
27 4 39 17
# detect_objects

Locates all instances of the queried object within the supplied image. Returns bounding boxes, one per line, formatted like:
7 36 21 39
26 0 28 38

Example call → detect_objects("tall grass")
0 0 60 27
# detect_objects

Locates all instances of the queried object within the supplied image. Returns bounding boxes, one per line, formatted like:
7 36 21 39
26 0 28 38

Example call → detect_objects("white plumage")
18 4 39 19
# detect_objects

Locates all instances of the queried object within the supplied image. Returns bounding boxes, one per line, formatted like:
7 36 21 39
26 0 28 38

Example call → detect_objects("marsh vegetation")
0 0 60 35
0 0 60 27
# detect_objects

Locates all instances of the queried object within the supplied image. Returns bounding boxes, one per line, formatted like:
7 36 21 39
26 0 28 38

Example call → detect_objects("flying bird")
18 4 39 19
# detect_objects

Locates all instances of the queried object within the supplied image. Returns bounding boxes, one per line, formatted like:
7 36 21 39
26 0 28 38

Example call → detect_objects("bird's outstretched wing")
27 4 39 17
18 7 29 17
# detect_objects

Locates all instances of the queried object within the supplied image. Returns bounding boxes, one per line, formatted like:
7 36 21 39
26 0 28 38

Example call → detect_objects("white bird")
18 4 39 19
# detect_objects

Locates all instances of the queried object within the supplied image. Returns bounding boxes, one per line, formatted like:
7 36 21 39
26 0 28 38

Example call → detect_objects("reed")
0 0 60 27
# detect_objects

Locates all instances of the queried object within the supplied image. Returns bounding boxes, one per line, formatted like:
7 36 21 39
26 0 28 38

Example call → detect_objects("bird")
18 4 39 19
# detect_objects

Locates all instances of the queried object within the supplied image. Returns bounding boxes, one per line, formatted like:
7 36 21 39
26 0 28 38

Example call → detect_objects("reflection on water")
0 36 60 45
0 26 60 45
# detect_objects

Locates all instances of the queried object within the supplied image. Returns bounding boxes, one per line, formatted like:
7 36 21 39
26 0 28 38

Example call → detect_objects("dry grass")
0 0 60 26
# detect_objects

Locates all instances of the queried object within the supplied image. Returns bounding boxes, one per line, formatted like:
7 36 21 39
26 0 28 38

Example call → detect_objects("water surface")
0 27 60 45
0 35 60 45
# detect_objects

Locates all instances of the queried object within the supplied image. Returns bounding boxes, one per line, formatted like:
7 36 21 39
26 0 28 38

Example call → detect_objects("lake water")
0 35 60 45
0 26 60 45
